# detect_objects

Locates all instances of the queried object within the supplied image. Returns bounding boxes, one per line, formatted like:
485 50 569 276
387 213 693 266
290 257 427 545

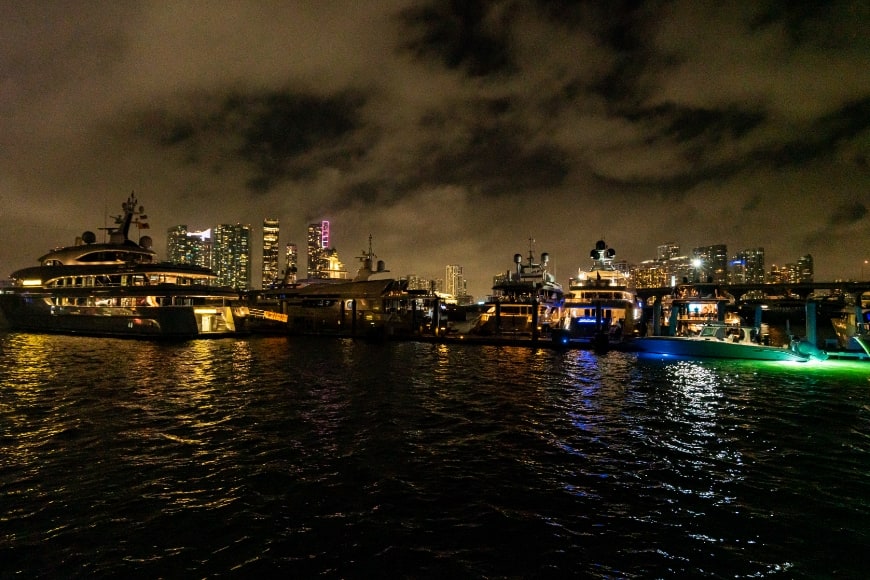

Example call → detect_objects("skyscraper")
307 220 330 279
657 242 680 261
262 218 280 288
213 223 252 290
167 225 191 264
445 264 464 298
693 244 728 283
284 242 298 285
167 225 212 268
732 248 765 283
797 254 814 282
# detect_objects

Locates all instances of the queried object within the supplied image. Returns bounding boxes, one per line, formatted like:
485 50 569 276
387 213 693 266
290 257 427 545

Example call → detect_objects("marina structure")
1 201 867 360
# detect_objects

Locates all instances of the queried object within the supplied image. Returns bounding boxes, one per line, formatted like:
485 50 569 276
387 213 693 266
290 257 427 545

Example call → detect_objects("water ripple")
1 333 868 578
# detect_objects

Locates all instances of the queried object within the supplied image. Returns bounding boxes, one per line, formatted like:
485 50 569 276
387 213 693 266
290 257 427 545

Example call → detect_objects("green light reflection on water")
637 353 869 383
779 358 870 382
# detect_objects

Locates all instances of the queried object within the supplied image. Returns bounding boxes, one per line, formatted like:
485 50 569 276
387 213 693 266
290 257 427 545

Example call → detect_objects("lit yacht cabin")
555 240 640 343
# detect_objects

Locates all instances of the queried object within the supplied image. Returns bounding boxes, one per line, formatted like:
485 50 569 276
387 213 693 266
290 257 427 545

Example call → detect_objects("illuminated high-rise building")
405 274 432 292
445 265 465 298
657 242 680 261
632 259 668 288
167 225 212 269
213 223 252 290
797 254 814 282
692 244 728 283
283 243 298 285
167 225 191 265
262 218 280 288
307 221 330 279
732 248 765 283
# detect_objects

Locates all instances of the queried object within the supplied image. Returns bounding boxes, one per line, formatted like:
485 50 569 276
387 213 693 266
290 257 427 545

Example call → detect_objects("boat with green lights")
633 321 827 362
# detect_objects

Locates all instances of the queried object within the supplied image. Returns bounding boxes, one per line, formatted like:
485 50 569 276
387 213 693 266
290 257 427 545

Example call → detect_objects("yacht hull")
633 336 809 362
0 295 242 338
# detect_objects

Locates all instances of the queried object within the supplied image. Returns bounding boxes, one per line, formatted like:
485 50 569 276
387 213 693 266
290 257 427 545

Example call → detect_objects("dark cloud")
400 0 517 76
414 104 569 195
750 0 857 46
135 90 366 192
742 194 763 212
240 92 365 191
804 200 868 250
828 201 867 226
767 98 870 168
656 105 766 142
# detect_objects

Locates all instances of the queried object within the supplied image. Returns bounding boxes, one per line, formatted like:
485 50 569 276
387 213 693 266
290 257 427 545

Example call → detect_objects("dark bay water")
1 332 868 578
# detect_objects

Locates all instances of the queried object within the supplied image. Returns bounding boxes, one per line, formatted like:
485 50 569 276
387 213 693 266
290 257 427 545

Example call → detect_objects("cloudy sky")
2 0 868 297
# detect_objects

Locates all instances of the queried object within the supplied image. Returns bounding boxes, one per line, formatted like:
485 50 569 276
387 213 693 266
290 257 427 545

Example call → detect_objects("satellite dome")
139 236 153 249
82 231 97 244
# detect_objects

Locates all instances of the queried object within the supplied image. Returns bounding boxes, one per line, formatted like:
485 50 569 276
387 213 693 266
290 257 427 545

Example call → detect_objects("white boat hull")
633 336 811 362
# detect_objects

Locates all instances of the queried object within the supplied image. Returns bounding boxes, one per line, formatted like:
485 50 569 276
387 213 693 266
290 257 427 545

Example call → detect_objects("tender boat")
471 241 564 338
552 240 642 346
633 322 827 362
0 194 247 338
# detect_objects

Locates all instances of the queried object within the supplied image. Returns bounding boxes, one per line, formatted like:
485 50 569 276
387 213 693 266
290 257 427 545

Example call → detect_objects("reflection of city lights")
3 333 57 388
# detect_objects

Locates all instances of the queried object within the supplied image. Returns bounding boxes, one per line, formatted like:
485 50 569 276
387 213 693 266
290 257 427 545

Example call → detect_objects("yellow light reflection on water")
1 333 59 391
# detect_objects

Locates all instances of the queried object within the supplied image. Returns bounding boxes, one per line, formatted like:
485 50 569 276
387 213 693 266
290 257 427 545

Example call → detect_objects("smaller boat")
633 322 827 362
471 240 564 338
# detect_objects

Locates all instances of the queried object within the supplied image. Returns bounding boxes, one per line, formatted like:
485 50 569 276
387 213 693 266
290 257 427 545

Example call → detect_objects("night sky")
2 1 868 297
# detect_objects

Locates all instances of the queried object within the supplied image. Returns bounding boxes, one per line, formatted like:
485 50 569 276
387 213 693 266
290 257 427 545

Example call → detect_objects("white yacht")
553 240 641 345
0 194 246 338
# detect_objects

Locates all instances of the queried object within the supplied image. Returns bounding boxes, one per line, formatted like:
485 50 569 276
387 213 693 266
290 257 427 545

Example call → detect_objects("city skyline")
165 213 822 295
1 2 867 298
